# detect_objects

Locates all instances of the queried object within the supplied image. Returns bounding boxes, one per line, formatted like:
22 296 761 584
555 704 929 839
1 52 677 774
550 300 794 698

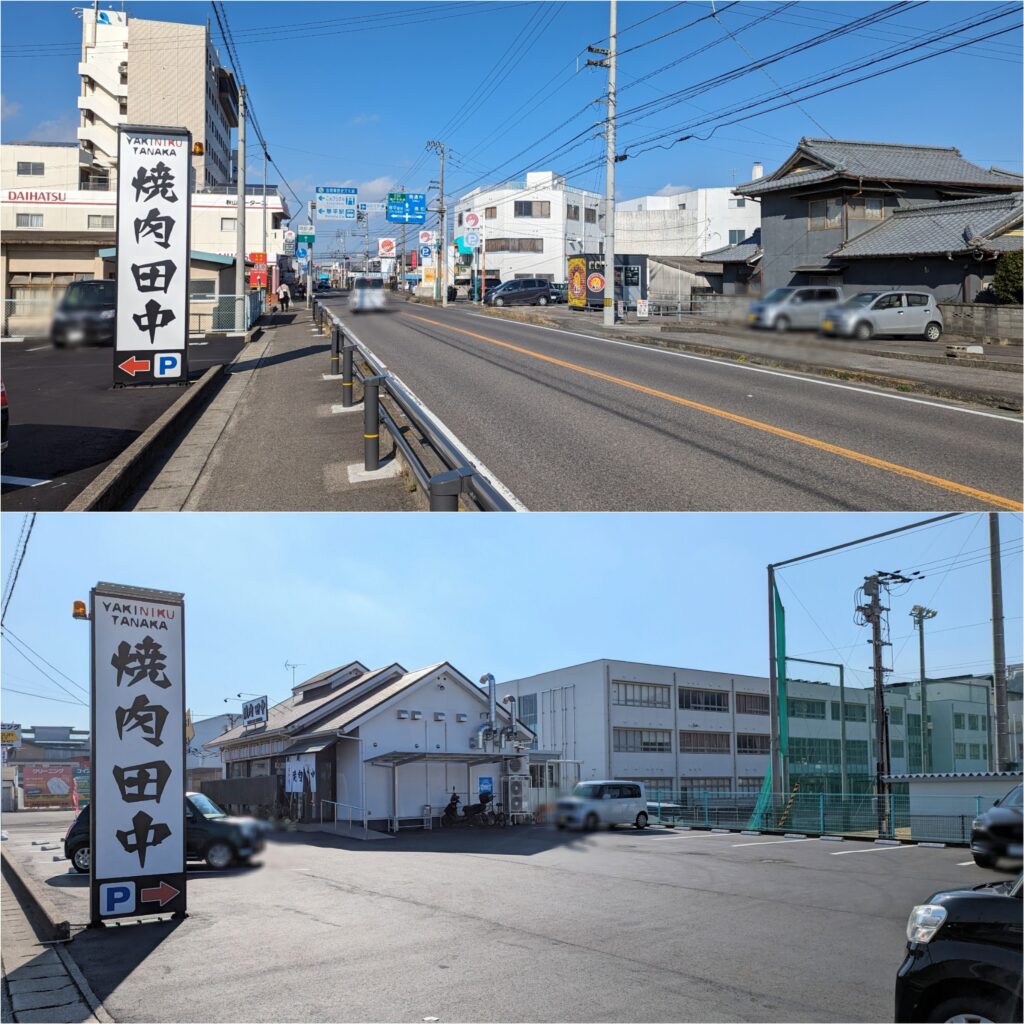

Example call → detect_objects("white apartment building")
454 171 606 285
496 659 996 798
76 8 238 189
616 175 762 260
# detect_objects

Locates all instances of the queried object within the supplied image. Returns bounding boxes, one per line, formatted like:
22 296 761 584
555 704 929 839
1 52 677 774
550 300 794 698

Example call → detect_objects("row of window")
808 196 886 231
624 777 764 795
483 238 543 254
16 161 45 176
465 205 600 224
612 728 774 755
953 713 988 731
954 743 989 760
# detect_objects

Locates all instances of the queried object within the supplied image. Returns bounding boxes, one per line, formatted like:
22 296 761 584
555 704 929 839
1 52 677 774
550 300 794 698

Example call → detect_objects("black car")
64 793 269 873
972 784 1023 869
895 874 1022 1023
484 278 551 307
51 280 117 347
548 282 568 304
469 277 502 301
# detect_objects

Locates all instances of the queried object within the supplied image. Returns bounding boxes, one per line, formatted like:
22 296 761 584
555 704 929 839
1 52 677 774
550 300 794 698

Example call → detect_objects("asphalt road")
1 337 243 511
326 300 1023 512
4 810 1017 1023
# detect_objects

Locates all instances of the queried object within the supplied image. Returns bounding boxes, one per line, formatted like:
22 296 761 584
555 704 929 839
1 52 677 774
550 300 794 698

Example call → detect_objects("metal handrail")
319 303 518 511
320 798 369 835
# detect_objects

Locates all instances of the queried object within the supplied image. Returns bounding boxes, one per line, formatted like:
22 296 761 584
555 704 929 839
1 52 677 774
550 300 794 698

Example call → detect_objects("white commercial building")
496 659 996 799
454 171 606 285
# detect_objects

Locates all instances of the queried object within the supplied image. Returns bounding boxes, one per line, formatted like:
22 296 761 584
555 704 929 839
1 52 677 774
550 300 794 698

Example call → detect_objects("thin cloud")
349 113 379 127
655 182 694 196
26 114 78 143
1 95 21 120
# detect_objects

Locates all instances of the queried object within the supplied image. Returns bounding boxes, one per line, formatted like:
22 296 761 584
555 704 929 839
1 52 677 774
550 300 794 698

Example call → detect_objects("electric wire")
1 513 35 627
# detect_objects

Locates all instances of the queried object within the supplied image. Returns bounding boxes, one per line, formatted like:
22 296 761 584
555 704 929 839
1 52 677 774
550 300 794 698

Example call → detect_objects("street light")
910 605 938 773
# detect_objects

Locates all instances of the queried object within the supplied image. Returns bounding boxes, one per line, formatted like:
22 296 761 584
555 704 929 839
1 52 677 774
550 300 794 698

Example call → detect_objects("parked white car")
556 781 648 831
820 290 944 341
747 286 843 331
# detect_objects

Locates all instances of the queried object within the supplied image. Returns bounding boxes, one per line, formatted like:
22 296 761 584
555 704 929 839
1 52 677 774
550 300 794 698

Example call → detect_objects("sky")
1 512 1021 731
1 1 1021 252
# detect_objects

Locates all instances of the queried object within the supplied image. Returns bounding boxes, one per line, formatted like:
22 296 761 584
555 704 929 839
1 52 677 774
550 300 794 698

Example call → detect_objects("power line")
1 624 89 695
1 632 89 707
1 686 87 708
1 513 35 627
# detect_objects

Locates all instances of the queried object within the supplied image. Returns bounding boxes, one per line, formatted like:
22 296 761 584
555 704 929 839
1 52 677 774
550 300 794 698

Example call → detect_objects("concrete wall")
938 301 1023 342
902 774 1022 816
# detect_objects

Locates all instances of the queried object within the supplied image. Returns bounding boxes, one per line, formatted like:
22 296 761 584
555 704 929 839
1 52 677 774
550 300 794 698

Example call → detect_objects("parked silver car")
747 286 843 331
820 290 943 341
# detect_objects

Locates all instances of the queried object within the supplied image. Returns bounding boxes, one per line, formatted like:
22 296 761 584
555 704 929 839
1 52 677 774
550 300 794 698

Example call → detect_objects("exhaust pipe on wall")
480 673 497 752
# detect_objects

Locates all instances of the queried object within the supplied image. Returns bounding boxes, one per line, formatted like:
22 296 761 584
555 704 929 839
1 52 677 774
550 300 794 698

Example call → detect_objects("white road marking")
831 844 916 856
455 310 1020 423
26 345 48 352
1 475 51 488
0 338 25 344
732 837 819 847
647 830 738 841
957 860 976 866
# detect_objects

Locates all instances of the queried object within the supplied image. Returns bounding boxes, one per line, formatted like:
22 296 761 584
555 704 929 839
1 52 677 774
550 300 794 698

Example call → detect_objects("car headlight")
906 903 947 944
99 309 115 319
972 818 982 830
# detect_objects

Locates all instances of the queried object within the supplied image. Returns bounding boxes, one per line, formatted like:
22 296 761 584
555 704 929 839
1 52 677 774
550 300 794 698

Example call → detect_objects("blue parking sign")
100 882 136 916
479 776 494 795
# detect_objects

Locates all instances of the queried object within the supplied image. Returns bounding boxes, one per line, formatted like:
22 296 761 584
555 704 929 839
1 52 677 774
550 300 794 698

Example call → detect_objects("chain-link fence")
2 297 58 338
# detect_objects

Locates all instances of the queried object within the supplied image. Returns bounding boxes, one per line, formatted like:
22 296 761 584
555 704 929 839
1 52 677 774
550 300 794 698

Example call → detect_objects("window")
625 777 674 796
906 294 930 307
908 739 923 773
17 161 44 176
566 203 580 220
831 702 867 722
891 740 905 758
736 692 769 716
969 743 981 759
790 737 869 766
613 728 672 753
736 777 764 793
15 213 43 227
808 197 842 229
485 206 497 219
513 200 550 218
680 731 730 754
889 707 903 725
728 229 745 245
584 207 597 223
457 213 463 227
982 744 988 760
954 712 965 730
788 698 826 720
484 238 543 253
968 714 979 731
677 202 687 210
190 281 216 299
907 713 921 733
954 743 967 759
736 733 770 755
87 214 115 230
518 694 537 735
728 198 746 209
873 294 904 310
221 217 237 231
680 777 732 796
980 715 988 730
679 687 729 712
848 197 885 221
612 681 671 708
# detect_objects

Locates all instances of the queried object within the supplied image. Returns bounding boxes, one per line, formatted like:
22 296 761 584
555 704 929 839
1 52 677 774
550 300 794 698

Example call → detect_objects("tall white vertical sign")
115 126 191 386
90 582 187 925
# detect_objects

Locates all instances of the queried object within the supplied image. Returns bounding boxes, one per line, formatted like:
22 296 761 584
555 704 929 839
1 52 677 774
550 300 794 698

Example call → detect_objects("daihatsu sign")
114 125 191 387
90 582 187 925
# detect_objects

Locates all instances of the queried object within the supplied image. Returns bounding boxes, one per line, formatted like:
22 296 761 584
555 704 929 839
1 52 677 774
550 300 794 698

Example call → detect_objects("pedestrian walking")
276 281 291 312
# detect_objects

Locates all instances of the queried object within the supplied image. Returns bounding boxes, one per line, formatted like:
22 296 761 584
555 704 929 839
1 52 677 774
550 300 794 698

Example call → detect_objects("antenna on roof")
285 660 304 687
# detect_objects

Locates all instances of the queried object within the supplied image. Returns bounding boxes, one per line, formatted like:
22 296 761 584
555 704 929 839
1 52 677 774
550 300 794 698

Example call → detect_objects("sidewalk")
127 307 422 511
468 302 1023 411
1 873 109 1024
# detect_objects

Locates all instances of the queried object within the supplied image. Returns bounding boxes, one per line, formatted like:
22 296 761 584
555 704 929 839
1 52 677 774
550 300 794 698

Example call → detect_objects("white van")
556 780 648 831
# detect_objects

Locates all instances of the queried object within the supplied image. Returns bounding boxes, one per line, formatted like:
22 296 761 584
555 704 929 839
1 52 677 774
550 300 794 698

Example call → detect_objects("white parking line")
731 837 819 847
26 345 48 352
831 844 916 856
957 860 976 866
1 475 51 488
647 831 739 841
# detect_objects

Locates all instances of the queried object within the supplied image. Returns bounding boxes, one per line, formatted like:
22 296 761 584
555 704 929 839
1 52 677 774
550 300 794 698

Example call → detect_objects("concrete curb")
672 825 966 847
54 943 114 1023
64 364 224 511
0 850 70 942
479 308 1023 412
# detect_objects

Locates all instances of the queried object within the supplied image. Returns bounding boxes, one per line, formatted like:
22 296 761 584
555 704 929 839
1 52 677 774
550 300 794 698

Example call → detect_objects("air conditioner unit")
504 775 529 813
434 712 446 722
411 711 423 721
396 710 410 720
455 713 468 723
504 755 528 775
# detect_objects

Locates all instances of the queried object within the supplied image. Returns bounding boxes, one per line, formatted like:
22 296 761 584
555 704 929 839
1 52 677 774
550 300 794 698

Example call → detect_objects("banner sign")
248 252 267 289
378 238 397 258
114 125 191 387
285 754 316 794
242 696 268 728
1 723 21 747
90 582 187 925
21 763 75 808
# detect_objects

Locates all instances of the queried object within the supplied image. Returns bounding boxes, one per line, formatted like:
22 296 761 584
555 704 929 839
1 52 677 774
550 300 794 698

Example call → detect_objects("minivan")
556 781 648 831
747 286 843 331
51 279 117 347
484 278 551 307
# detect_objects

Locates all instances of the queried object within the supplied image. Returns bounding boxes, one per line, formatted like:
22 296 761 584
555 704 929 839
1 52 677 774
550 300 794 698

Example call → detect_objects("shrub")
992 250 1023 304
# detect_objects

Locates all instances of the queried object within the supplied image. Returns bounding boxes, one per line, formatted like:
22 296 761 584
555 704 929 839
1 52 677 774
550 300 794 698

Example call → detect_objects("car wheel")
972 852 997 869
774 315 790 332
204 841 235 870
556 822 566 831
584 812 599 832
538 296 548 306
924 321 942 342
926 992 1006 1023
854 320 873 340
635 812 649 830
495 297 504 307
71 846 90 873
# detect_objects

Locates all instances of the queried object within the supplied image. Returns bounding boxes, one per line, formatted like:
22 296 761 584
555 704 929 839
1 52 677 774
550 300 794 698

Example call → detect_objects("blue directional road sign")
316 186 358 221
387 191 427 224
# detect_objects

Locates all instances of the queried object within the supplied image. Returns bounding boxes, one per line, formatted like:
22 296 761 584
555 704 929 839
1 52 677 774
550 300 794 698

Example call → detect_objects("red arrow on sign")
118 355 151 376
140 881 180 907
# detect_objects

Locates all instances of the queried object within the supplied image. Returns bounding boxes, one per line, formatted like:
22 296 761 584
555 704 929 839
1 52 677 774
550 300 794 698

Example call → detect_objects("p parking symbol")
100 881 136 916
154 352 182 379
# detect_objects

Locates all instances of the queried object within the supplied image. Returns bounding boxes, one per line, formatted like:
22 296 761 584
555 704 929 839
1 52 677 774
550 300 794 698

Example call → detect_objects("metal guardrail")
313 298 518 512
320 798 370 836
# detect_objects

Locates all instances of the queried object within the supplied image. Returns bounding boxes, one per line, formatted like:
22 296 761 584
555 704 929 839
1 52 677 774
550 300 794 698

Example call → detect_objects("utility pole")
234 85 247 331
306 199 315 307
261 144 268 303
990 513 1010 770
910 605 937 772
426 140 447 306
400 183 407 289
587 0 617 328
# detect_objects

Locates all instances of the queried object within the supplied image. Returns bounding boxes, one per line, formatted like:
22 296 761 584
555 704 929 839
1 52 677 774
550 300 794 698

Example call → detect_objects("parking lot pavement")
4 811 1015 1024
1 337 243 510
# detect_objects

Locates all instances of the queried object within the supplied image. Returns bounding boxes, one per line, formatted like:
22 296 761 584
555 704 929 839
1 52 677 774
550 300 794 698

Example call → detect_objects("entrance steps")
295 823 394 842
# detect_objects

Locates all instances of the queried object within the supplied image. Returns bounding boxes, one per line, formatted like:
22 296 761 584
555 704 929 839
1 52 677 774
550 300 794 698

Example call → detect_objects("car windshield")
62 281 116 308
841 292 882 308
354 278 383 289
572 783 603 799
762 288 795 303
1001 784 1023 808
189 793 227 819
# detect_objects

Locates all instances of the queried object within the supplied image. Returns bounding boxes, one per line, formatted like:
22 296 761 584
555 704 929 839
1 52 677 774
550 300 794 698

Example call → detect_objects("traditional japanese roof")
700 228 761 264
830 192 1023 258
735 138 1022 197
648 254 723 274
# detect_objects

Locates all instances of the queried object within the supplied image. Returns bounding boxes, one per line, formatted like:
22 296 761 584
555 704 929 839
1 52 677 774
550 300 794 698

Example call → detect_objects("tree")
992 250 1023 305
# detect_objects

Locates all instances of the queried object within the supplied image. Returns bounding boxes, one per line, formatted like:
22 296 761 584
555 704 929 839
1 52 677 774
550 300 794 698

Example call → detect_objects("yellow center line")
402 311 1022 511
